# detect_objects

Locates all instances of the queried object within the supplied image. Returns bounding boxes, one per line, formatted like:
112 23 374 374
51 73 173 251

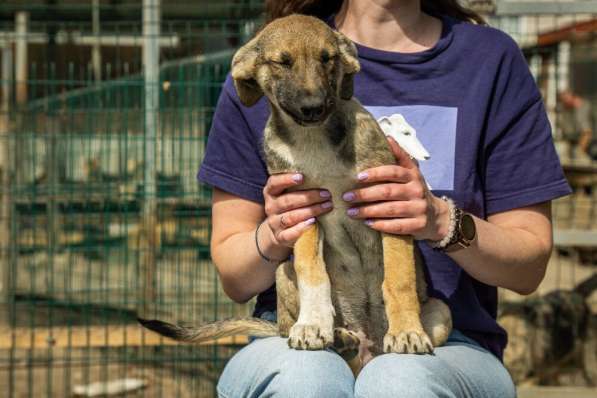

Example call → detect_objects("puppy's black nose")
300 104 325 121
298 94 326 121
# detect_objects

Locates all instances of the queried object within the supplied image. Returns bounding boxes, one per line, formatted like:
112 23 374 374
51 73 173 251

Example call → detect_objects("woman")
198 0 571 397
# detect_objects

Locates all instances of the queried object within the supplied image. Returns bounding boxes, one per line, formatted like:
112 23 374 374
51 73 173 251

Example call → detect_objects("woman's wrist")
256 220 292 263
427 195 451 242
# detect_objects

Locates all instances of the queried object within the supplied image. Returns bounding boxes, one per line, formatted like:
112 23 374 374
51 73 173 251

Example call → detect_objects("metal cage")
0 1 595 396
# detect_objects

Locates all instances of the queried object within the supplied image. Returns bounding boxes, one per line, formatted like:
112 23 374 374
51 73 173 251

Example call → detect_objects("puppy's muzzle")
296 95 328 124
300 98 325 122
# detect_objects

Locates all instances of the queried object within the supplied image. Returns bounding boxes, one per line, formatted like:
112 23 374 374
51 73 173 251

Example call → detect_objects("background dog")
501 273 597 386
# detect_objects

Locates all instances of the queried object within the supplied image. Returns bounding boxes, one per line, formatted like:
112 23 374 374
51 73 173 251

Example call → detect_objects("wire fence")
0 2 259 397
0 1 595 396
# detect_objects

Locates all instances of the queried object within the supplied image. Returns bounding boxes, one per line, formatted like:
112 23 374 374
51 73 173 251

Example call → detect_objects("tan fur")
381 234 432 353
293 225 325 285
139 15 452 375
287 223 335 350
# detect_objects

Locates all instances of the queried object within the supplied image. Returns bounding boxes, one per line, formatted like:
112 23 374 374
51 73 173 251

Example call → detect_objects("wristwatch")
443 208 476 253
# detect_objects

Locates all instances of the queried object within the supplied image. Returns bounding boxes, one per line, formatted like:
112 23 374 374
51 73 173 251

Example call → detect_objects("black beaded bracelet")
255 220 286 263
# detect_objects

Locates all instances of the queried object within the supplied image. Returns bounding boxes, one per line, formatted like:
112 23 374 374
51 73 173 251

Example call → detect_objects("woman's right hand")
263 173 333 248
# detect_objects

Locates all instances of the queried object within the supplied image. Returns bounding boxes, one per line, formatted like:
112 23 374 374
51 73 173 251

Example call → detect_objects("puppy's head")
231 14 360 126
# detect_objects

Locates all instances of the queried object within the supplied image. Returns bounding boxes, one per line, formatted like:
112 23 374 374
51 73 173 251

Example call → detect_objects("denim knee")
218 337 354 398
270 349 355 398
354 354 454 398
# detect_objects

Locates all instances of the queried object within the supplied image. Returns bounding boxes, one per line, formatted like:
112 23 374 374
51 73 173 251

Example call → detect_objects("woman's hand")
342 137 450 241
262 173 333 248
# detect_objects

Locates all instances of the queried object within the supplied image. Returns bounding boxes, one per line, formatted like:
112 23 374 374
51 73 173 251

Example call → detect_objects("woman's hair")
264 0 486 25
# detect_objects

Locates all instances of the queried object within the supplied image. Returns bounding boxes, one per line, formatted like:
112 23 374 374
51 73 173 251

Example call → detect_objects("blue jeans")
217 326 515 398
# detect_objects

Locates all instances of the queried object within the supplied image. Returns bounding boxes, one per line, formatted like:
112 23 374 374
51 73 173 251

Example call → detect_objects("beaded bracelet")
427 196 457 250
255 220 287 263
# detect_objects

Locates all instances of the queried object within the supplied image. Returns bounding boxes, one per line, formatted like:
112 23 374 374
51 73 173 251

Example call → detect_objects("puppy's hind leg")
421 298 452 347
332 327 362 376
275 260 299 338
288 224 335 350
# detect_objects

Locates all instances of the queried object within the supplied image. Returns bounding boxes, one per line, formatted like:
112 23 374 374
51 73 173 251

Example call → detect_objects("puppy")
139 14 452 374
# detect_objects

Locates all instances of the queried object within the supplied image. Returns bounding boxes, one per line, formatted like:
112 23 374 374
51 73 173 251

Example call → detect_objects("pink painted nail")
305 217 316 225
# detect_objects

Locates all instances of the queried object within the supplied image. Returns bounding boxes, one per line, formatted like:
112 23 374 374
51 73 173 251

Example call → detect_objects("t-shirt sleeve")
482 37 571 215
197 76 269 203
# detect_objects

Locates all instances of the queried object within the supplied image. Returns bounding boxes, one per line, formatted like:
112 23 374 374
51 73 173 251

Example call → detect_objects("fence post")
140 0 160 316
92 0 102 82
0 45 13 322
15 12 28 105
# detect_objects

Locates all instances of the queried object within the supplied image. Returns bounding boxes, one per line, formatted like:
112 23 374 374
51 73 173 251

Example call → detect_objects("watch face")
461 214 476 241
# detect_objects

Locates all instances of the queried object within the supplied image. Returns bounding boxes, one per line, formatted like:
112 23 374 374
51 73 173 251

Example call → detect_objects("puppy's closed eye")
271 52 293 68
321 49 337 64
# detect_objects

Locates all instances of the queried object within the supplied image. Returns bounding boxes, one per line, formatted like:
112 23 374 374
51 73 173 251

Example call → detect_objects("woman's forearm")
210 181 331 304
212 223 291 303
341 139 554 296
444 202 553 295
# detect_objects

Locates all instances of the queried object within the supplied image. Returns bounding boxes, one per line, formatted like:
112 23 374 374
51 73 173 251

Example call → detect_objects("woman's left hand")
342 137 450 241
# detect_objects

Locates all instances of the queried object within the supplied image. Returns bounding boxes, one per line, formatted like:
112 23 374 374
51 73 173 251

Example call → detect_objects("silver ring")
280 214 289 229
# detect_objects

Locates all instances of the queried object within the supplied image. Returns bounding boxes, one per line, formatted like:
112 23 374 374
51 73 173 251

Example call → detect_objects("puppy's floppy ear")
334 31 360 100
231 37 263 107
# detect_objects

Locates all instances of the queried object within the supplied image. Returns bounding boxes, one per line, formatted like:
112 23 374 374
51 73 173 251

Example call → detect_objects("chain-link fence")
0 1 595 397
0 2 260 397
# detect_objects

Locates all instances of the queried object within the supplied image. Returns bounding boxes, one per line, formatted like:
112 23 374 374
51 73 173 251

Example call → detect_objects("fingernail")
347 208 358 216
364 219 373 226
292 173 303 182
320 190 331 198
305 217 316 225
321 201 333 209
342 192 355 201
357 172 368 181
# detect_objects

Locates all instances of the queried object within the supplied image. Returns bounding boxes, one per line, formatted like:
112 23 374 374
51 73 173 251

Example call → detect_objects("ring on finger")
280 214 289 229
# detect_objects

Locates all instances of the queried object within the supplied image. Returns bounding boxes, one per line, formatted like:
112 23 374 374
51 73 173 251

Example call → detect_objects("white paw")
288 323 334 350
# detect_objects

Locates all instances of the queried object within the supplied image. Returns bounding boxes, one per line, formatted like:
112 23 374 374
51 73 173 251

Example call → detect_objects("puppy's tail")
575 273 597 299
138 317 278 343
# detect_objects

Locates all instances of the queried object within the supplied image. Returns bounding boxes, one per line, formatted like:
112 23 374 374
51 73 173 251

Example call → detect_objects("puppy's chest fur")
264 101 395 332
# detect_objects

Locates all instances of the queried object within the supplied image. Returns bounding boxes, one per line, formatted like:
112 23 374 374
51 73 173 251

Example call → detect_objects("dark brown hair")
264 0 486 25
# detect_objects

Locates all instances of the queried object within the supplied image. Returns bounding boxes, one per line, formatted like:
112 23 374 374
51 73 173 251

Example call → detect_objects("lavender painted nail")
305 217 316 225
320 190 331 198
342 192 355 201
357 172 368 181
364 219 373 226
321 201 333 209
347 208 358 216
292 173 303 182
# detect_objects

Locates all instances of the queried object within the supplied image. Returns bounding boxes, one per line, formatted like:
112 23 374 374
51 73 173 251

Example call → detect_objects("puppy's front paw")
383 329 433 354
288 323 333 350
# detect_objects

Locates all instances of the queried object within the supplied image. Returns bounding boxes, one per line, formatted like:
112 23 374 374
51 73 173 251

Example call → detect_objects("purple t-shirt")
197 15 571 359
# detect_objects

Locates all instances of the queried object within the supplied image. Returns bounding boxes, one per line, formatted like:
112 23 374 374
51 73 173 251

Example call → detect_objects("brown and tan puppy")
139 14 452 374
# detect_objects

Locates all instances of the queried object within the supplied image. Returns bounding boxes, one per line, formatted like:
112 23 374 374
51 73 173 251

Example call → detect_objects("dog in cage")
500 273 597 386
